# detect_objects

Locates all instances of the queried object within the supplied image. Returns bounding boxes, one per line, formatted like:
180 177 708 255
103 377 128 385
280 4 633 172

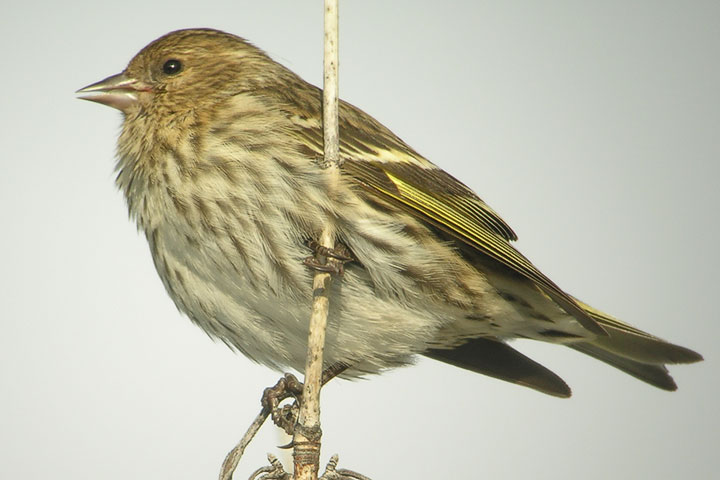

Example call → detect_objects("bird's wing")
341 156 604 336
294 101 606 335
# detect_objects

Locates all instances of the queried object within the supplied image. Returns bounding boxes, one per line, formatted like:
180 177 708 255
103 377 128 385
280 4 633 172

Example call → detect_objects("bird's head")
76 28 275 117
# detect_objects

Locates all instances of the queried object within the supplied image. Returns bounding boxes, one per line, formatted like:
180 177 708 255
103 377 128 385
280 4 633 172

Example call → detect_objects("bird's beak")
76 72 148 112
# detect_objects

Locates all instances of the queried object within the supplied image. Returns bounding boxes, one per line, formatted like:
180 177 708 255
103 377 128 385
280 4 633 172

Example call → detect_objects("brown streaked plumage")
77 28 701 397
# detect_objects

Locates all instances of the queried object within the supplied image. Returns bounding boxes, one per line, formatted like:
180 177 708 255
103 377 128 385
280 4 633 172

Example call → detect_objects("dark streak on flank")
227 232 252 272
209 122 231 137
193 194 219 235
295 143 319 160
253 217 300 292
173 268 187 290
166 187 189 216
209 155 239 183
274 156 301 175
184 234 200 248
530 312 554 323
498 291 532 309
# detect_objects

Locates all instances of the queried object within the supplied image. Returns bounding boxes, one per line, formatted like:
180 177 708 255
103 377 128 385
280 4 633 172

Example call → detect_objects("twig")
219 408 272 480
293 1 340 479
219 3 341 478
320 0 341 169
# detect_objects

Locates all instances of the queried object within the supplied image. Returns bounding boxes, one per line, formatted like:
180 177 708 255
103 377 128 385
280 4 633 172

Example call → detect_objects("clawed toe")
304 240 354 274
261 373 304 435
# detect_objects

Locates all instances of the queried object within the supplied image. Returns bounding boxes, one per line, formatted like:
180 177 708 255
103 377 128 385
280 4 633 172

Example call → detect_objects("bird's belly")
134 180 581 376
146 215 457 375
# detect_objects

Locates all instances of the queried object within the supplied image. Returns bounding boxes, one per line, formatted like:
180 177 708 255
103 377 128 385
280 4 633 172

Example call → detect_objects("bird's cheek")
136 91 157 109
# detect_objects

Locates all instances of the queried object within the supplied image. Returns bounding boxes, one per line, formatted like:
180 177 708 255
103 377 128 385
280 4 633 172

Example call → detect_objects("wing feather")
292 100 605 335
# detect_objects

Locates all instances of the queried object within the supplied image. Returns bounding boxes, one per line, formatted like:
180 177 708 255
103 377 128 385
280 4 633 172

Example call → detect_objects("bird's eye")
162 59 183 75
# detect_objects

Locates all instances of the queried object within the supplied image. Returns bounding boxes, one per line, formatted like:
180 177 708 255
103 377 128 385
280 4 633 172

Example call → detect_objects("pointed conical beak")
76 72 146 112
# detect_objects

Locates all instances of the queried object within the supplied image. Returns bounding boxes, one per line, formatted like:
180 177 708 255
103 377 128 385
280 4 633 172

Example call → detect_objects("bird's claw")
307 240 354 262
304 240 354 275
261 373 303 436
303 256 346 274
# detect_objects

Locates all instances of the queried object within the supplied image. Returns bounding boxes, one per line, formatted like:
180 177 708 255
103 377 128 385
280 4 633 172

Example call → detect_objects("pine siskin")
77 28 701 397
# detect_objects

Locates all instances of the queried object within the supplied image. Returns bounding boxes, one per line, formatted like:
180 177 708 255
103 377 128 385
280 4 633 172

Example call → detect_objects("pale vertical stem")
322 0 340 168
292 1 340 480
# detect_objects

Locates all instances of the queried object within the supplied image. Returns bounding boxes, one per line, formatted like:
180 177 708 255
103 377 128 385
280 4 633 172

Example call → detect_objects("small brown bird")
77 28 701 397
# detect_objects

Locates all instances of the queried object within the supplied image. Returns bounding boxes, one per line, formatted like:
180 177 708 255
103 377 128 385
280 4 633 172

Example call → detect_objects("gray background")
1 1 717 478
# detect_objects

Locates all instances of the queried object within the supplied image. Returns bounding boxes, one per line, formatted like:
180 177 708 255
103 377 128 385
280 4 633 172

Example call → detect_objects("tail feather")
575 299 703 364
583 324 702 365
425 337 572 398
568 342 678 391
425 299 701 396
566 299 702 390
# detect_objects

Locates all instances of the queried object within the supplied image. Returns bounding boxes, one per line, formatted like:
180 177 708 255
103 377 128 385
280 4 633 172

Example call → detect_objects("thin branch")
293 1 340 479
219 3 341 479
219 408 271 480
321 0 341 168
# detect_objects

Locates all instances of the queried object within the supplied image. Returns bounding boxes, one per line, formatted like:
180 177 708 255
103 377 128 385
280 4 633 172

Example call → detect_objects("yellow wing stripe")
385 172 539 277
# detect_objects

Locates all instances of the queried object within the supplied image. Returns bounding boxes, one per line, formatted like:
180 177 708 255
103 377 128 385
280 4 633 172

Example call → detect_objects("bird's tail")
567 299 703 391
425 300 702 397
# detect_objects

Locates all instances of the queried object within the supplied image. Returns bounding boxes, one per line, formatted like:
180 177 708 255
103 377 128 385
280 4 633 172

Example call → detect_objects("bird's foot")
261 365 350 438
261 373 303 437
303 240 354 274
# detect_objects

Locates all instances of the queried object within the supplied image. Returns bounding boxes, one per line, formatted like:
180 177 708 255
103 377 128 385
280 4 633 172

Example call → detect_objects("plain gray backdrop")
1 1 717 478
